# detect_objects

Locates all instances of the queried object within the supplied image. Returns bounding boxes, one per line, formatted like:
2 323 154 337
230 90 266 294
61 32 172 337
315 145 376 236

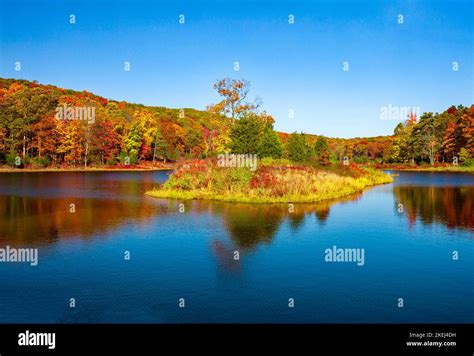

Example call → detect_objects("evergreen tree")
314 136 330 165
229 113 263 154
286 132 310 161
153 128 168 163
258 125 282 158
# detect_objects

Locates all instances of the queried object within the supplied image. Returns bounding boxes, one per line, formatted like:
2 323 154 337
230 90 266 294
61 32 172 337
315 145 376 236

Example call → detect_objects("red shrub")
250 171 278 189
348 163 365 177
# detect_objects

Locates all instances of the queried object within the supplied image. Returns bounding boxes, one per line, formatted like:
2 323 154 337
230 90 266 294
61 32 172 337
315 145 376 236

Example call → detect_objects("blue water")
0 171 472 323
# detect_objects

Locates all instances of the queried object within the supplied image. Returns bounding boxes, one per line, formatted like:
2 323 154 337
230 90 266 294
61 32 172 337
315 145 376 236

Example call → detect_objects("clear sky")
0 0 472 137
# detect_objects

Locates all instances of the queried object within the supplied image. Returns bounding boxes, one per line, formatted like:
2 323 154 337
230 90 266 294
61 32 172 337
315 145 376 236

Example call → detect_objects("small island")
146 157 393 203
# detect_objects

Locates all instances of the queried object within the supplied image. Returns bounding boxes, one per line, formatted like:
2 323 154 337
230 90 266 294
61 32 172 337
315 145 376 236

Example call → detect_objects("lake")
0 170 472 323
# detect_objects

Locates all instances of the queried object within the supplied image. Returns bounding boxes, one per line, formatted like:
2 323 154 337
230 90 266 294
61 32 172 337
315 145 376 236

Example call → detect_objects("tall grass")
146 158 393 203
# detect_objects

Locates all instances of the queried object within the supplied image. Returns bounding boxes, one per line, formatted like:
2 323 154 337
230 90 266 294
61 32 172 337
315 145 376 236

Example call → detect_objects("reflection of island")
186 196 362 272
394 186 474 231
192 193 362 251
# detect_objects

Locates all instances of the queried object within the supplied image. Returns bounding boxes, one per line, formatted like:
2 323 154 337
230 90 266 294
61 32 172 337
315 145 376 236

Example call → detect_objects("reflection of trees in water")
288 211 306 230
288 201 334 229
192 193 362 251
313 202 331 224
0 172 170 245
0 195 165 246
393 186 474 231
0 182 363 254
194 202 284 250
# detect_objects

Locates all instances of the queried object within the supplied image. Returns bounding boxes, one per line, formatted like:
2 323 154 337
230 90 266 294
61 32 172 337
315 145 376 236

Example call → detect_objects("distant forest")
0 78 472 168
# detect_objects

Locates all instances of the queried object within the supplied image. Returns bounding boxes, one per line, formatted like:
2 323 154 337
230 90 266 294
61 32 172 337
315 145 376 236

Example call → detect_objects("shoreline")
379 167 474 174
0 166 174 173
145 179 393 204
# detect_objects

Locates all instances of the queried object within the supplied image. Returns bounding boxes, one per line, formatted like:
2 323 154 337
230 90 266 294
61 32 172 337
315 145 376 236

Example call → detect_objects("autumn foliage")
0 78 472 169
0 78 226 168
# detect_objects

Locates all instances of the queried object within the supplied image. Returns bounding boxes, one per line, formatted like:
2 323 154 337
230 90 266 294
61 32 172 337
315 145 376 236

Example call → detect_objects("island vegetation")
146 158 392 203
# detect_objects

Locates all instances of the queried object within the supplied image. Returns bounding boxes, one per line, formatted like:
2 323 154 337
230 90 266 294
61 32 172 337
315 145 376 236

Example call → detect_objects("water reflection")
0 172 362 251
0 194 164 246
1 171 472 253
0 172 472 323
393 186 474 231
191 194 362 250
0 171 170 246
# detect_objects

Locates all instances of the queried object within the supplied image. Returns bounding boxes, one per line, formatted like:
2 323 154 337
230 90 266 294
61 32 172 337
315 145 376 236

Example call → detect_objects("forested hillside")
0 78 472 168
0 78 228 167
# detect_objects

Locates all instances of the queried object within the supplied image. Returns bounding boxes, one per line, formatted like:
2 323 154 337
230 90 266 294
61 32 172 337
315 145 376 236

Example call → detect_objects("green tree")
0 85 58 157
286 132 311 162
459 147 472 166
153 128 168 163
314 136 330 166
126 122 143 159
229 113 263 154
390 118 416 163
258 125 282 158
184 127 204 156
414 113 441 165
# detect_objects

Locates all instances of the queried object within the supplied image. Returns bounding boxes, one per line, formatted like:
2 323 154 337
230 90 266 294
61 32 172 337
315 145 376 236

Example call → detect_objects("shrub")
30 156 51 167
6 153 21 167
459 148 473 166
228 167 253 188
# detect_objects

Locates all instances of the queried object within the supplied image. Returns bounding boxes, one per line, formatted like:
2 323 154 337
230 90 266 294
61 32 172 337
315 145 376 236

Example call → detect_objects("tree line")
390 107 473 165
0 77 472 168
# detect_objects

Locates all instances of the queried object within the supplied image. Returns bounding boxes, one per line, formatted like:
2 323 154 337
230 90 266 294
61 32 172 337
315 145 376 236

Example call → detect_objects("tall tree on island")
229 113 263 154
286 132 311 162
258 124 283 158
314 136 330 166
208 79 260 123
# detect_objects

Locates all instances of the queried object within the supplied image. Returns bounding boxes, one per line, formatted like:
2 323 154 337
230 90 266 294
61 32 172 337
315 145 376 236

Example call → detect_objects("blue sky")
0 0 472 137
